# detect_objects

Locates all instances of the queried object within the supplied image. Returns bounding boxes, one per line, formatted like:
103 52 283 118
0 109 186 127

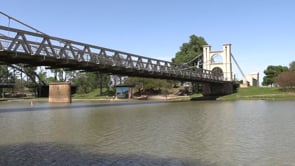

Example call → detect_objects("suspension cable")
0 11 48 35
182 53 203 65
7 16 10 36
231 53 247 82
7 16 10 27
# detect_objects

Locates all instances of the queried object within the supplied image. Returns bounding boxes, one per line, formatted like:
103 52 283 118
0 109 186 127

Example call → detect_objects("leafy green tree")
172 34 207 65
46 77 56 83
124 77 171 95
262 65 289 87
37 71 48 84
50 68 67 82
0 65 13 83
96 72 111 95
72 72 94 93
171 35 207 93
23 66 37 87
289 61 295 71
71 72 110 94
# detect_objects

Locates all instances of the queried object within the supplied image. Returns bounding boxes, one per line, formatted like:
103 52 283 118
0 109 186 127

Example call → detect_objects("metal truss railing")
0 25 225 82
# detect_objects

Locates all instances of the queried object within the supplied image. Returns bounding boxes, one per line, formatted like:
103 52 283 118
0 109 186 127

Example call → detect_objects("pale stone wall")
49 82 72 103
203 44 233 81
245 72 259 86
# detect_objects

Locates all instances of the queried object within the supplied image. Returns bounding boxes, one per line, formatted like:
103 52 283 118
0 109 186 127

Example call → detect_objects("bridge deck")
0 25 228 83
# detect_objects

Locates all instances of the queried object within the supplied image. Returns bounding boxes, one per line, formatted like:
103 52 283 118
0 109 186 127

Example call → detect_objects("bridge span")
0 25 238 96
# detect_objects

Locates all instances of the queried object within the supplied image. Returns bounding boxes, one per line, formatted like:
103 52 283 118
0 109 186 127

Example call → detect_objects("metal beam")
0 25 227 83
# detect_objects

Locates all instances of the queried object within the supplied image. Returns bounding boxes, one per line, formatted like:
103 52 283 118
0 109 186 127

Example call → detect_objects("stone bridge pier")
49 82 72 103
202 82 237 97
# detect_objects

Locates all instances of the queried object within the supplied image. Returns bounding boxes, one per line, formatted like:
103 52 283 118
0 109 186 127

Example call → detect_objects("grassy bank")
3 87 293 102
219 87 295 100
72 87 295 101
72 89 115 101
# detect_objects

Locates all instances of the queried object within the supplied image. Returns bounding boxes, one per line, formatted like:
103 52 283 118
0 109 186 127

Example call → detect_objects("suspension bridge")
0 12 239 96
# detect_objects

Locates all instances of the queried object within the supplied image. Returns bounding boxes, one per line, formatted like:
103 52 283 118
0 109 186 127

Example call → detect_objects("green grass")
72 89 115 100
71 87 295 101
219 87 295 100
189 93 203 98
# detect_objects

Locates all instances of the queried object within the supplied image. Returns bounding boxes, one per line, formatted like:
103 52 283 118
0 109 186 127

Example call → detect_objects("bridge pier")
49 82 72 103
202 82 237 97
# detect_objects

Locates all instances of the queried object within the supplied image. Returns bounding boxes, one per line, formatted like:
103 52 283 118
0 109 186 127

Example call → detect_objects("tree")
0 65 13 83
72 72 95 93
96 72 111 96
71 72 111 94
172 35 207 93
262 65 289 87
172 34 207 65
275 71 295 90
289 61 295 72
22 66 37 87
50 68 68 82
124 77 171 95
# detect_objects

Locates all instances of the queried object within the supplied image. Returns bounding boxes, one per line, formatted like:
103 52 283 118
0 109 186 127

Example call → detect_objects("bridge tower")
203 44 233 81
201 44 237 96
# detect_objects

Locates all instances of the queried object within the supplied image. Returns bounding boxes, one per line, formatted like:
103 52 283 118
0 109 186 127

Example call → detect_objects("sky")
1 0 295 81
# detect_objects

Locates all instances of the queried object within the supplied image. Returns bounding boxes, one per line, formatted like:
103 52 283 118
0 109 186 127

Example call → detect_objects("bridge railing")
0 25 225 82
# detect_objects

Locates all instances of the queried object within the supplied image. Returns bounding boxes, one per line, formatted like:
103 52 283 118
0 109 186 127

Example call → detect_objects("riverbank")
1 87 294 102
218 87 295 100
0 95 192 103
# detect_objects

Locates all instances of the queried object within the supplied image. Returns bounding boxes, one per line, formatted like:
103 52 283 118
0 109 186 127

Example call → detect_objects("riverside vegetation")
71 87 295 101
218 87 295 100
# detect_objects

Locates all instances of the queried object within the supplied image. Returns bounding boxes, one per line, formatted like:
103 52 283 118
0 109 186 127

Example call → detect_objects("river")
0 100 295 166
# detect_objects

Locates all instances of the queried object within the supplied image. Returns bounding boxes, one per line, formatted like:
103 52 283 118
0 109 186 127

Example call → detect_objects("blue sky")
1 0 295 80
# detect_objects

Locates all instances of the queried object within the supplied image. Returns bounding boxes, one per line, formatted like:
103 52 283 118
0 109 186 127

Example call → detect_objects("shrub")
275 71 295 90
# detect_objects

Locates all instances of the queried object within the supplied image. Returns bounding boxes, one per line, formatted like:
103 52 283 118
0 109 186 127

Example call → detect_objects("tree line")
0 65 113 95
4 34 294 97
262 61 295 90
0 34 206 96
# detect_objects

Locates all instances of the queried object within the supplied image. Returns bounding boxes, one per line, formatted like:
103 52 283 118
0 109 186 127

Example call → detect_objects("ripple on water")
1 101 295 165
0 143 214 166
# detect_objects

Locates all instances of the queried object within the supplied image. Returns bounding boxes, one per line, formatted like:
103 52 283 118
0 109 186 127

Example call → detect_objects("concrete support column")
49 82 72 103
202 82 234 97
128 87 133 99
202 45 211 70
223 44 232 81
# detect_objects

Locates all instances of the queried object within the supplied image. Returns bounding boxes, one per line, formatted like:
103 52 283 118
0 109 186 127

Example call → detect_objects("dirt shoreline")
0 95 192 102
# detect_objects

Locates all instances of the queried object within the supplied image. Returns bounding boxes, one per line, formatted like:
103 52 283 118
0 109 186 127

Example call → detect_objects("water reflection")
0 100 168 113
1 100 295 165
0 143 217 166
0 143 213 166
